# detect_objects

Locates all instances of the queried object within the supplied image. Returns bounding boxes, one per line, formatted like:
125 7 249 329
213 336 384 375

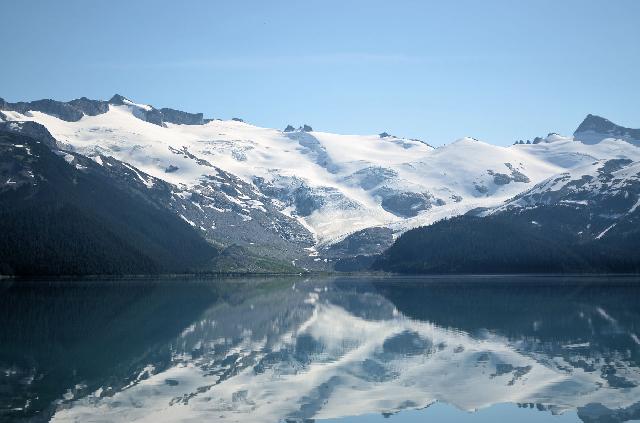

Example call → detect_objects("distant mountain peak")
575 114 614 133
574 114 640 145
108 94 129 105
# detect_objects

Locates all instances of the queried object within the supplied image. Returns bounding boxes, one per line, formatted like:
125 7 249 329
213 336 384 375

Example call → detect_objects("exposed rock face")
0 94 207 127
145 109 165 126
108 95 208 126
232 117 244 122
0 98 87 122
68 97 109 116
107 94 129 106
487 163 530 186
0 121 58 148
511 170 529 182
574 114 640 145
292 184 325 217
491 173 512 185
109 94 164 125
283 124 314 132
378 190 432 218
503 158 640 217
159 108 204 125
252 176 358 228
474 183 489 194
379 132 391 138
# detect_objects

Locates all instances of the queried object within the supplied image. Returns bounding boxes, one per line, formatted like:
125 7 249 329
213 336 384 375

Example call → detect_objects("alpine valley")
1 95 639 275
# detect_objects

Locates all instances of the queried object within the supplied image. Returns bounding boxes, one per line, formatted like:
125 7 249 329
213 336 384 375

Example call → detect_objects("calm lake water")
1 276 639 423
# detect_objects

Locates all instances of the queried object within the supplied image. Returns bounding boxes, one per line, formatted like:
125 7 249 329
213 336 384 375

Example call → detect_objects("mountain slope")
372 209 640 274
0 126 218 275
373 157 640 274
574 114 640 146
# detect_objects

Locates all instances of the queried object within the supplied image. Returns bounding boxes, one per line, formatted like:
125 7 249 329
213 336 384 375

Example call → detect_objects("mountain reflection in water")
1 276 639 423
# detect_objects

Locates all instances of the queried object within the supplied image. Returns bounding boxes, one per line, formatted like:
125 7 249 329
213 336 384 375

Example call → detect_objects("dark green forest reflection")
1 276 639 422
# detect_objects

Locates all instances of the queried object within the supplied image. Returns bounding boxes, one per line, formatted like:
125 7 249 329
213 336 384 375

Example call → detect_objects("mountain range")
1 95 639 274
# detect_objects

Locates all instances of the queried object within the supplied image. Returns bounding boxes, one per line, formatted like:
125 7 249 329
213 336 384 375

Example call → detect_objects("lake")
1 275 639 422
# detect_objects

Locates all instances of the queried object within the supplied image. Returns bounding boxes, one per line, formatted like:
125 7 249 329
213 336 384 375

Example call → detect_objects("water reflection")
1 276 639 422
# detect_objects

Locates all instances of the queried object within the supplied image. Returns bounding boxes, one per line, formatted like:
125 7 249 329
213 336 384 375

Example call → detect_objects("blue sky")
2 0 639 145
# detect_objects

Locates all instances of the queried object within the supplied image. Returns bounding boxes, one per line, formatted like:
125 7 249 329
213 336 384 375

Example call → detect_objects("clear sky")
2 0 639 145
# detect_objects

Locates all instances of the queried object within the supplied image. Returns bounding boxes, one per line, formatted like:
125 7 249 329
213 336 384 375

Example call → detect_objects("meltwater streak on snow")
3 104 640 245
49 288 640 423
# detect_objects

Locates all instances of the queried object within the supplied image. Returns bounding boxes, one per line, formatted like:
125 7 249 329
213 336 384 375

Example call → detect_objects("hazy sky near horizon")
2 0 639 145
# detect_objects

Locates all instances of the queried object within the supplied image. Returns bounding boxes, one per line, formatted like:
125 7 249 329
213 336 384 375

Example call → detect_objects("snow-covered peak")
576 114 617 133
450 136 483 145
543 132 573 143
574 114 640 145
108 93 153 111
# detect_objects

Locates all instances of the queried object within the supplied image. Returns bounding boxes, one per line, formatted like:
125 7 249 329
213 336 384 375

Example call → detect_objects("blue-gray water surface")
1 275 639 422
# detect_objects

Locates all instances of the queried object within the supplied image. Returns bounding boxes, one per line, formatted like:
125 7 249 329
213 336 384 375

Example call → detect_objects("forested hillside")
373 207 640 274
0 131 218 275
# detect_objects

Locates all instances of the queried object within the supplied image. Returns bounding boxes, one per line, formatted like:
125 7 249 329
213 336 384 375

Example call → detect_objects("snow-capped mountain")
1 95 639 270
487 157 640 238
574 114 640 146
0 124 220 275
373 141 640 274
